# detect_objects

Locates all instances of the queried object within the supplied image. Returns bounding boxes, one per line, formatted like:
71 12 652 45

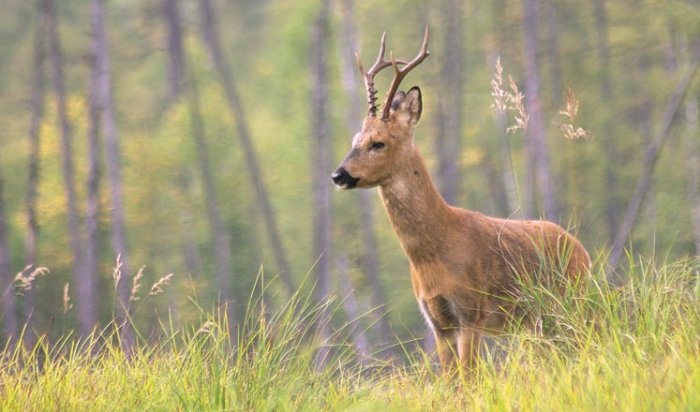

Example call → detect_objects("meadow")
1 255 698 411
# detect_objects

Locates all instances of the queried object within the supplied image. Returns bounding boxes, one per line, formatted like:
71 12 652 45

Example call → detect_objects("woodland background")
0 0 698 355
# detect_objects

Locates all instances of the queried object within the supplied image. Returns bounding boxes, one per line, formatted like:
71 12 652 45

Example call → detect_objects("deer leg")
434 332 457 374
457 327 481 372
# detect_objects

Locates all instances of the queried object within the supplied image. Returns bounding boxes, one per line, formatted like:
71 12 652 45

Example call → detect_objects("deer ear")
405 87 422 122
390 91 406 112
392 87 422 128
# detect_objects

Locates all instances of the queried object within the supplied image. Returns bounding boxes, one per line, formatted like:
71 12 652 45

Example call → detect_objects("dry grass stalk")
14 265 50 293
490 57 529 133
558 87 592 140
63 282 73 314
490 58 508 113
507 75 529 133
112 254 123 290
129 266 146 303
148 273 174 296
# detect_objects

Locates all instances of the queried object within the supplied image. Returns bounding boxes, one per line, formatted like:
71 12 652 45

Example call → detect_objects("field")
1 256 698 411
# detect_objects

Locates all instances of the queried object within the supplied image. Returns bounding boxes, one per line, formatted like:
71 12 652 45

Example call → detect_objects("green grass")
1 257 699 411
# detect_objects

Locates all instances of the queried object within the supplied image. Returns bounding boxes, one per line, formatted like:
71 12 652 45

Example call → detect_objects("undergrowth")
1 256 698 411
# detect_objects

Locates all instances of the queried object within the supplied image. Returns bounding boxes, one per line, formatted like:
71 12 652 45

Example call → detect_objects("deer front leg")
433 332 457 373
457 327 481 372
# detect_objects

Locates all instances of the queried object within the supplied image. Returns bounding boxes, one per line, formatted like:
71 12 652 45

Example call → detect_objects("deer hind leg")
457 327 481 372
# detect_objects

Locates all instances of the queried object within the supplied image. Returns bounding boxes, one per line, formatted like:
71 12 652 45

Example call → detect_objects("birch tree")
197 0 296 296
338 0 393 350
685 95 700 257
91 0 134 350
310 0 332 305
434 0 465 206
23 0 48 343
522 0 558 221
0 170 17 343
46 0 85 318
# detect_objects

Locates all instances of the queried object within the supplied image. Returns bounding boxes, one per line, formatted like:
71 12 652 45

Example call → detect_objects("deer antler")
356 32 407 117
356 27 430 119
381 25 430 120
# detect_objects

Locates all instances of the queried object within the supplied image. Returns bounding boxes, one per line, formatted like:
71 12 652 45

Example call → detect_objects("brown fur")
334 88 591 372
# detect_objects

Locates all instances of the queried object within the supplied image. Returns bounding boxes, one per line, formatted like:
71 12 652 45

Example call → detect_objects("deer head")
332 27 430 189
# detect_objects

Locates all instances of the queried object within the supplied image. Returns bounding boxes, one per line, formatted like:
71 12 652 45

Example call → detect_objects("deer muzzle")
331 167 360 189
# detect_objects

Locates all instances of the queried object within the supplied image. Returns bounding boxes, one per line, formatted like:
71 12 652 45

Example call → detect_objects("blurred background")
0 0 698 355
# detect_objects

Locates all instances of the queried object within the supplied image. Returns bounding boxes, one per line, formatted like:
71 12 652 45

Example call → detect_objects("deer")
331 27 591 372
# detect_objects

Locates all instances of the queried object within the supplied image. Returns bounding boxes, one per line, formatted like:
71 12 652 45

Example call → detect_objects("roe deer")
331 27 591 372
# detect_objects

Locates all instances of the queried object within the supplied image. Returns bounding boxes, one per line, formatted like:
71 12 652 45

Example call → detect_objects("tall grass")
1 256 698 410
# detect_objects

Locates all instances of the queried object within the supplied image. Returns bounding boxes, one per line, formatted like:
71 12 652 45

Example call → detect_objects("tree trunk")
24 0 48 345
490 2 520 216
544 0 563 103
0 170 18 344
186 69 235 326
91 0 135 351
197 0 296 297
161 0 194 328
684 95 700 257
338 0 393 351
336 254 369 360
82 0 103 337
309 0 333 369
522 0 558 222
309 0 332 305
492 95 520 216
435 0 464 206
46 0 86 322
162 0 184 103
593 0 620 244
179 196 204 277
608 58 700 271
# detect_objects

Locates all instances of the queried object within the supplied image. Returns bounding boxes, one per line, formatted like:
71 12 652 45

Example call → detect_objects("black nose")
331 167 359 189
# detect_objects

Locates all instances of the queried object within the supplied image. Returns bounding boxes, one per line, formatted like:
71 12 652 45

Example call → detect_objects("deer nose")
331 167 359 189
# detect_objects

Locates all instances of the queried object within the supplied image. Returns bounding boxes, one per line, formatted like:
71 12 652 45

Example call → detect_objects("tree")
434 0 465 206
91 0 135 351
160 0 206 288
309 0 334 368
197 0 296 297
608 57 700 270
46 0 85 324
186 70 235 326
521 0 558 221
685 95 700 257
162 0 184 103
0 170 17 343
336 254 368 359
309 0 332 306
490 2 520 217
338 0 393 351
81 0 103 338
543 0 563 103
23 0 48 344
593 0 621 244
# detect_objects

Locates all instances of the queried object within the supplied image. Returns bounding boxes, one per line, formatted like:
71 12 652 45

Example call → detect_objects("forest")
0 0 699 408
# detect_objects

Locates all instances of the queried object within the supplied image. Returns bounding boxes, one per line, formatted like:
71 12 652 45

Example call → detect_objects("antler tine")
367 32 389 74
357 32 407 117
381 25 431 120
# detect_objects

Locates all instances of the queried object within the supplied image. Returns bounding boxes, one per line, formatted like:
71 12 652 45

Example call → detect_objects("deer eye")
369 142 385 151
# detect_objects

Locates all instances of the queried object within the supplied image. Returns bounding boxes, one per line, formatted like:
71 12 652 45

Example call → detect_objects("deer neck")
378 144 453 264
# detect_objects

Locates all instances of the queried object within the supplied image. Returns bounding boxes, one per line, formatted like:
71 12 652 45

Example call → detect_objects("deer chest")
418 295 478 337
